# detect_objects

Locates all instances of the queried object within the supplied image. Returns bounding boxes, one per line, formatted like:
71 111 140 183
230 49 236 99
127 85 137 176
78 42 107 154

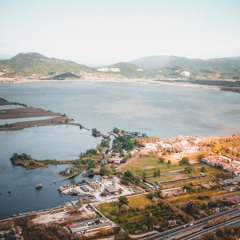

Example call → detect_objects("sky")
1 0 240 65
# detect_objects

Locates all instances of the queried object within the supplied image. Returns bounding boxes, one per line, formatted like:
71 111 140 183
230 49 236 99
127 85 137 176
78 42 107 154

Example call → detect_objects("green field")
97 195 186 233
123 155 185 176
128 194 152 208
147 163 224 187
97 194 152 219
123 155 224 179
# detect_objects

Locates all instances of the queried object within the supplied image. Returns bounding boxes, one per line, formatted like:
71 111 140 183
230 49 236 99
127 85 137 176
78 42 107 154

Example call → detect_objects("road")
143 206 240 240
181 216 240 240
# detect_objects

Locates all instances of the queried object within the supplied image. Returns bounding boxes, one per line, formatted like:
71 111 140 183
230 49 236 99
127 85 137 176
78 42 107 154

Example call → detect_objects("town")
1 130 240 240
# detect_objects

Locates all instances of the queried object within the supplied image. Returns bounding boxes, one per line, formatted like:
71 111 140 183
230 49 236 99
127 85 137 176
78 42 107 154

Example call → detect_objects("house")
108 157 123 164
81 185 90 192
105 185 118 194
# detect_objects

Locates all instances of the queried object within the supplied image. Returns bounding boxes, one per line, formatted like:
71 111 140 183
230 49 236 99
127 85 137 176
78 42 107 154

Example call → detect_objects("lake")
0 80 239 219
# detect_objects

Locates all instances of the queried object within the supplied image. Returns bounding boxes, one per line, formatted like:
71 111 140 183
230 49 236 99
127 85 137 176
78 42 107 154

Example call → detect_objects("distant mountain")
130 55 240 79
130 55 205 70
110 62 144 78
0 52 92 78
1 52 240 80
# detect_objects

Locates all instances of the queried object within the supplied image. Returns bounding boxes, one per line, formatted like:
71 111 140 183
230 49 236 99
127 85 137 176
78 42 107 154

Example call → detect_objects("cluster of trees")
10 153 32 163
153 169 161 177
14 216 71 240
159 157 165 163
100 165 115 176
199 134 240 159
205 215 229 228
184 166 195 174
121 170 141 185
135 202 183 232
112 136 135 152
86 148 98 155
100 138 111 148
111 196 130 215
184 198 233 217
179 157 190 165
217 172 234 180
183 184 195 193
196 225 240 240
147 189 163 200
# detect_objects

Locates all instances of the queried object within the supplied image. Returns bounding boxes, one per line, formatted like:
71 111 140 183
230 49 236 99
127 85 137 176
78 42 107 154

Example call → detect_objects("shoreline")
0 76 225 91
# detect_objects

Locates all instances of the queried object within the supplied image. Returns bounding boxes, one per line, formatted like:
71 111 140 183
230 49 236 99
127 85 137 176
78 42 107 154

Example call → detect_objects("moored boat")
35 184 43 189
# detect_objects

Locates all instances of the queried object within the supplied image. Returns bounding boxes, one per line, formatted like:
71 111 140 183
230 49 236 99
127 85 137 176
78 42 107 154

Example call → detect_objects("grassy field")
166 189 227 204
122 155 224 179
97 194 152 216
127 194 152 208
122 155 186 176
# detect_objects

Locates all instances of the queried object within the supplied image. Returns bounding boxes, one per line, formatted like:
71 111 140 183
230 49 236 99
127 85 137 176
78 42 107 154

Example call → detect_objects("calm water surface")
0 81 239 219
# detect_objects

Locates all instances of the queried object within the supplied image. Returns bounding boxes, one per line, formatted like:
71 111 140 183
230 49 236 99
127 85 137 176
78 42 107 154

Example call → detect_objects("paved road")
143 206 240 240
181 216 240 240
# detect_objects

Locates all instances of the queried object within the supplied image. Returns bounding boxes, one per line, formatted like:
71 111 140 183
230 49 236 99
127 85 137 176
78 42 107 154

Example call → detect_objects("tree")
184 166 195 174
112 136 135 152
142 224 148 232
179 157 190 165
196 231 218 240
70 179 77 186
87 159 96 168
159 157 165 163
119 196 129 206
101 139 110 148
167 160 172 166
148 212 157 229
113 127 121 134
142 171 147 181
201 166 207 172
86 148 97 155
101 166 110 176
186 201 201 215
120 204 129 213
153 169 160 177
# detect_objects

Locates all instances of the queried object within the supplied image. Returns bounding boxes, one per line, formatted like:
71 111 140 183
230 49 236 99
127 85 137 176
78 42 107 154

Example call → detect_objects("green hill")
1 52 240 80
109 62 144 78
130 55 240 79
0 52 93 78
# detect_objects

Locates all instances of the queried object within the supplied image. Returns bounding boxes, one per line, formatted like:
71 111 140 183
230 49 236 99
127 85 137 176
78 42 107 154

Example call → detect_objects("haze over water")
0 81 240 219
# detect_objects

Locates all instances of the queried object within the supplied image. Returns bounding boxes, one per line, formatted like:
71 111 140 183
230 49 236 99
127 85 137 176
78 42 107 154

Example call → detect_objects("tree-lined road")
143 206 240 240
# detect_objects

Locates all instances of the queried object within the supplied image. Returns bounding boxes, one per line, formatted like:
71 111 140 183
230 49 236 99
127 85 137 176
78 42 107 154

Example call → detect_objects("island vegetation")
10 153 70 170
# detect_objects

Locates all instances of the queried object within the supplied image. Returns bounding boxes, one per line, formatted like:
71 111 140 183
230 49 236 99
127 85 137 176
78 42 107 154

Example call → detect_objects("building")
105 185 118 194
202 156 240 175
108 157 123 164
81 185 90 192
68 217 111 234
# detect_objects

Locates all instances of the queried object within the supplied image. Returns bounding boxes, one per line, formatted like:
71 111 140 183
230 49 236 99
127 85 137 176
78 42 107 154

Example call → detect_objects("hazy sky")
1 0 240 64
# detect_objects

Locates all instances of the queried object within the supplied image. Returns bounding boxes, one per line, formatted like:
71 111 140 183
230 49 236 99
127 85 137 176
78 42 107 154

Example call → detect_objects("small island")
10 153 71 170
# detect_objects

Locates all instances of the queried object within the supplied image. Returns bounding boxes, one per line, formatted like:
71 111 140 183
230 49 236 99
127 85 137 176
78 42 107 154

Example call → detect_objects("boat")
35 184 43 189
